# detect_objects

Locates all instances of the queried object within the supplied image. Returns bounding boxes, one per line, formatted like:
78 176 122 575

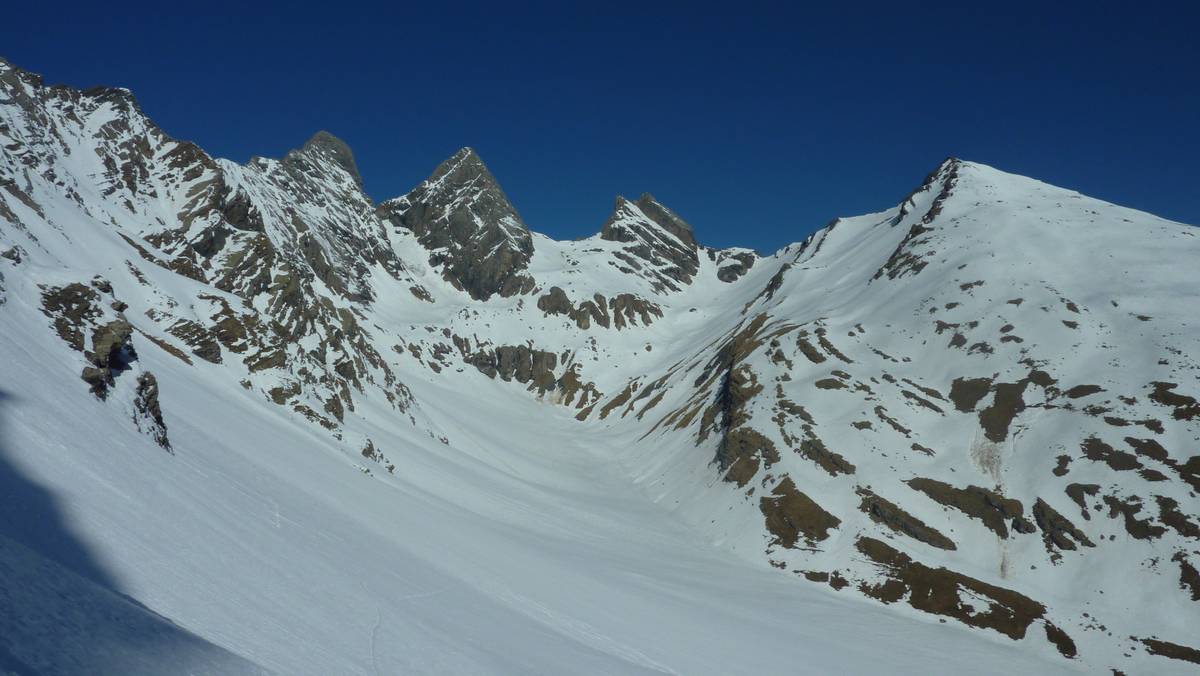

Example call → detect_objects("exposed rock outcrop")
465 344 559 394
534 286 663 330
81 319 135 399
378 148 534 300
855 537 1055 645
599 194 700 293
907 478 1036 537
1032 498 1093 561
761 477 841 548
133 372 171 450
712 248 757 282
857 488 956 550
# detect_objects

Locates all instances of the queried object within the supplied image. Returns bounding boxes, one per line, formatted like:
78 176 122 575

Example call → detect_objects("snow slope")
1 57 1198 674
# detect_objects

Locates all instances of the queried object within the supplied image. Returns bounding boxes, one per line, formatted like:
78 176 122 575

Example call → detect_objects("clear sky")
3 2 1196 252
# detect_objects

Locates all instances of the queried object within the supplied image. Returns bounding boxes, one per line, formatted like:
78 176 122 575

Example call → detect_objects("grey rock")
133 372 171 451
377 148 534 301
714 250 757 283
83 319 135 399
599 194 700 292
295 130 363 189
537 287 574 316
632 193 696 248
466 344 559 394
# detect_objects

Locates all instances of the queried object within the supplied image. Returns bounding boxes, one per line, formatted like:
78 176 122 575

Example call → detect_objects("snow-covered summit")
2 59 1198 675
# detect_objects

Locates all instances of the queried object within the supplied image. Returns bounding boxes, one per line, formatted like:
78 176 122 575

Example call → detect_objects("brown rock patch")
1033 498 1093 561
1081 436 1141 471
857 488 955 550
760 477 841 548
908 478 1034 537
1141 638 1200 665
949 376 993 412
855 536 1047 641
798 435 855 476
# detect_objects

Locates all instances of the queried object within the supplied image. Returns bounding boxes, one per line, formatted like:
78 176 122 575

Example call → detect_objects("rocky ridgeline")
2 56 1199 673
583 160 1200 668
0 55 722 456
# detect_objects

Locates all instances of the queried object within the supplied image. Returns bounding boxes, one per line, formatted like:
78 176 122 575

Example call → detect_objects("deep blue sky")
3 2 1197 252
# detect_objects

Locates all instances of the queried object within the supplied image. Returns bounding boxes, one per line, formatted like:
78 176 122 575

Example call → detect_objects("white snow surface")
1 58 1198 674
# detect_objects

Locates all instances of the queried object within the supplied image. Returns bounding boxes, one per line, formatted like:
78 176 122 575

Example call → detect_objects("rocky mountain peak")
599 193 700 293
5 58 1200 675
296 130 363 188
377 147 534 300
0 59 48 109
633 192 697 248
889 156 966 228
430 146 486 179
0 56 30 85
601 194 697 248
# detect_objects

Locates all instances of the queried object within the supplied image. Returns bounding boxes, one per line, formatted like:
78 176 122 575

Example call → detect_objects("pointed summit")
377 148 534 300
418 147 519 218
633 193 696 249
893 156 964 225
296 130 362 188
599 193 700 293
601 193 697 249
428 146 486 180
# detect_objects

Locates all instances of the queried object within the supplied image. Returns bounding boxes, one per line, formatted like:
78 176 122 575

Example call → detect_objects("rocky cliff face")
0 57 418 437
377 147 535 300
598 193 702 292
2 57 1199 674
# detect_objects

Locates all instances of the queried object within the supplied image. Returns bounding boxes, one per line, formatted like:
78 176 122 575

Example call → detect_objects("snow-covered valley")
1 57 1198 674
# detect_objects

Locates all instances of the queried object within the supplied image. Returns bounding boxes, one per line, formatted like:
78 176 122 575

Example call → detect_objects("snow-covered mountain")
1 57 1198 675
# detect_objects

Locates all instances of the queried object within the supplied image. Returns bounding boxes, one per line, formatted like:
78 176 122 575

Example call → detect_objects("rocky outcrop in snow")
377 147 535 300
2 57 1199 674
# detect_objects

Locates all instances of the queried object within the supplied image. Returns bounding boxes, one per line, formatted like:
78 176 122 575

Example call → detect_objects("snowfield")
0 324 1073 674
1 57 1198 674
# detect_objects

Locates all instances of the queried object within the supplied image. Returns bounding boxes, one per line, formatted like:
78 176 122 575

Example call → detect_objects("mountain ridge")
2 58 1198 675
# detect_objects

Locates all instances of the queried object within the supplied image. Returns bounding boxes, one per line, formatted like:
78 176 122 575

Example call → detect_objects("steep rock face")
377 147 534 300
258 130 404 298
598 193 701 293
465 344 559 394
198 129 405 308
0 58 419 436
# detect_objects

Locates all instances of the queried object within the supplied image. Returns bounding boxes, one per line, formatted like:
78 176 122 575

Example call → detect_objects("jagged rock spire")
378 147 534 301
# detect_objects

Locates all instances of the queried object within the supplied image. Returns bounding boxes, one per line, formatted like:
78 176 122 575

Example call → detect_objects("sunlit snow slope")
1 57 1198 674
